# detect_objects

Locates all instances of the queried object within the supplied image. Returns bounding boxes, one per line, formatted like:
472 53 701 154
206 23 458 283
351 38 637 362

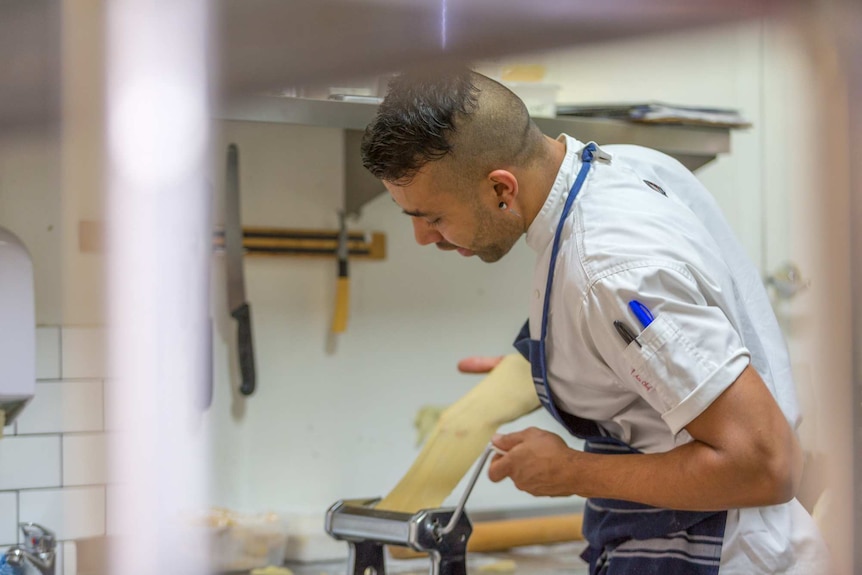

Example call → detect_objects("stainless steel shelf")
218 95 732 216
220 97 730 159
220 96 380 131
533 116 729 171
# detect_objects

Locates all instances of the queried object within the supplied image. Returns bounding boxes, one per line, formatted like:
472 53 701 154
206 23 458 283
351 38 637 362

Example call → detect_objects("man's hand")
457 356 505 374
488 428 579 497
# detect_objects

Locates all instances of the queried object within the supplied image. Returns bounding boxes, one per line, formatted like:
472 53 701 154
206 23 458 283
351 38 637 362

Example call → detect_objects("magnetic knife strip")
212 227 386 259
77 222 386 260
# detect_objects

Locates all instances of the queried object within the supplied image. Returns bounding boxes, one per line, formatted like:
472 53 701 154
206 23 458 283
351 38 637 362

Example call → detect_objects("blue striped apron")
513 143 727 574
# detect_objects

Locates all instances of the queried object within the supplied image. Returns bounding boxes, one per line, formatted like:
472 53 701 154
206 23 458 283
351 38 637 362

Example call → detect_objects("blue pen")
628 300 654 328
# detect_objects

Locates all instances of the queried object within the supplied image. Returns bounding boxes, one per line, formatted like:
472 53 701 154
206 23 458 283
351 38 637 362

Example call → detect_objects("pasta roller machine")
325 443 501 575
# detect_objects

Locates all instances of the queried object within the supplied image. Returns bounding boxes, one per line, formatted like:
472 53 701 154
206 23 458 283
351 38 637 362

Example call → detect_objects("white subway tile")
36 327 61 380
61 327 107 379
0 492 17 545
16 381 103 435
0 436 61 490
18 487 105 540
62 434 107 487
63 541 76 575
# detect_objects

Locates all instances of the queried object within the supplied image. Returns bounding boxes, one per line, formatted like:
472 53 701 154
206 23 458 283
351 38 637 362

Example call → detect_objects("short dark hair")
360 67 479 185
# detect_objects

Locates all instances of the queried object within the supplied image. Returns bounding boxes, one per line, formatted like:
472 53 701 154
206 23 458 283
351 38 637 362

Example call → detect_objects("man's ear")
488 169 518 205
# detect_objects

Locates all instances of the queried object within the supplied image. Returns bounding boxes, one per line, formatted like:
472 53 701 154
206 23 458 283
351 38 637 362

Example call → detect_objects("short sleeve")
580 264 751 435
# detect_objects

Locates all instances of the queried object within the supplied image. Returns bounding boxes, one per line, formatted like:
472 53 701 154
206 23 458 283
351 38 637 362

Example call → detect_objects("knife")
330 210 350 333
225 143 256 396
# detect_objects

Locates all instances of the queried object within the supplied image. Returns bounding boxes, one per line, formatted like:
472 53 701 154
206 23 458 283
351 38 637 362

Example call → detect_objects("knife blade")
225 143 256 396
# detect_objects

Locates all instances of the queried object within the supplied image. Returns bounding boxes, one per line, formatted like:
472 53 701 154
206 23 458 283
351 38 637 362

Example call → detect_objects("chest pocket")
643 179 667 196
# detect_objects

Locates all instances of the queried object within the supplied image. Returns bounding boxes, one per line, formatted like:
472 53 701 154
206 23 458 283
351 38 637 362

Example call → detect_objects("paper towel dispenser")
0 227 35 425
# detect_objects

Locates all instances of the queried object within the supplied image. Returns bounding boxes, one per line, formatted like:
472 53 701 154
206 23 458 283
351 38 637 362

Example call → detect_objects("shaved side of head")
445 73 544 187
361 67 546 196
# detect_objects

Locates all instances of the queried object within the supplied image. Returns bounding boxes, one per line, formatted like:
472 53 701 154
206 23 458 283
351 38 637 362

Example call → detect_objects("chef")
359 67 831 574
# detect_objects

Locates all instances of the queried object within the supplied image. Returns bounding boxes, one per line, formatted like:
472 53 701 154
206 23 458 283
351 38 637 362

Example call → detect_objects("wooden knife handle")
331 275 350 333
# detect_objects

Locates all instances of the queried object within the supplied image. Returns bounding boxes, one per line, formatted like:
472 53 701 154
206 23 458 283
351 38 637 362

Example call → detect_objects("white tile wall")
0 327 53 437
19 487 105 541
62 434 107 487
2 326 110 575
0 436 61 490
0 492 17 545
16 381 104 435
61 327 107 379
36 326 61 380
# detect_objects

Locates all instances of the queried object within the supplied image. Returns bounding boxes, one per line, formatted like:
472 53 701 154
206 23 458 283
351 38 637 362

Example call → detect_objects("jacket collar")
526 134 583 253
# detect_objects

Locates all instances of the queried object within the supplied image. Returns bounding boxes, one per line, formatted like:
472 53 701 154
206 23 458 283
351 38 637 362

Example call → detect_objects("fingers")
457 356 505 374
487 429 531 483
488 457 509 483
491 429 530 452
488 427 559 480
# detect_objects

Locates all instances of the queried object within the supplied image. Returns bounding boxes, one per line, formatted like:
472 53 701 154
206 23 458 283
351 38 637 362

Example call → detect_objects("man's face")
384 163 522 263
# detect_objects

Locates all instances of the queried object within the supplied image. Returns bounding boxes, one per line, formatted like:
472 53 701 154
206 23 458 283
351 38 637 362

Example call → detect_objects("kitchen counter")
281 542 590 575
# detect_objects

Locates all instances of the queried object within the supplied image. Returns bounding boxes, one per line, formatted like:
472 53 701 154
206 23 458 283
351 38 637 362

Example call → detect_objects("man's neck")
520 135 567 231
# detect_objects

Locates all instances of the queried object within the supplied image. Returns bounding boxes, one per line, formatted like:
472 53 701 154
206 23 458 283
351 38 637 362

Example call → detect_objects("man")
361 68 831 574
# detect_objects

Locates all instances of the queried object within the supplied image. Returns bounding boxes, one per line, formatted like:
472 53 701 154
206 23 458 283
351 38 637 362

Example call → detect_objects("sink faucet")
6 523 56 575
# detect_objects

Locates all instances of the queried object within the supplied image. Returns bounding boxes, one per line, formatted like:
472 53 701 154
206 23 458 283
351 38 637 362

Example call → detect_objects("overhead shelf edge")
217 95 732 216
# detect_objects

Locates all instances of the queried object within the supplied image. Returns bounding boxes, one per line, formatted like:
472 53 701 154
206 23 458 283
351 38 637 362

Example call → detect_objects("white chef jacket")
526 134 831 574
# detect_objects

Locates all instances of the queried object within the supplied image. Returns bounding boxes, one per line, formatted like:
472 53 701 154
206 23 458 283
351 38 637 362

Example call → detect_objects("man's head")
361 67 548 262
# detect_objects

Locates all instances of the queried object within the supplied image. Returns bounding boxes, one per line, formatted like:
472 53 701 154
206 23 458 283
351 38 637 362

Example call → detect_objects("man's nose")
412 218 442 246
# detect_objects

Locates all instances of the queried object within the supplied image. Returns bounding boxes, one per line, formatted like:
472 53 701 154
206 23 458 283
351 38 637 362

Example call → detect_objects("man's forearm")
569 437 799 511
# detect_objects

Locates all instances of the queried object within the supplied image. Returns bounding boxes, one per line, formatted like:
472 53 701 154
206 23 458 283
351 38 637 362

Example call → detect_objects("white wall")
0 132 63 326
0 0 107 328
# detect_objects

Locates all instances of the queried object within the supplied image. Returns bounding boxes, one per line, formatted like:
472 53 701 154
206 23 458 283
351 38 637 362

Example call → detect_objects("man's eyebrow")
402 208 432 218
391 198 433 219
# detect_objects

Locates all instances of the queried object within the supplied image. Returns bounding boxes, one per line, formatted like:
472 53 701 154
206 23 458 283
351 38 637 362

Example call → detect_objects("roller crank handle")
436 442 506 538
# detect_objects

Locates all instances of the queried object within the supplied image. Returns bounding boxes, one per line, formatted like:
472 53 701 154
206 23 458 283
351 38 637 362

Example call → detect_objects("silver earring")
499 202 507 210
